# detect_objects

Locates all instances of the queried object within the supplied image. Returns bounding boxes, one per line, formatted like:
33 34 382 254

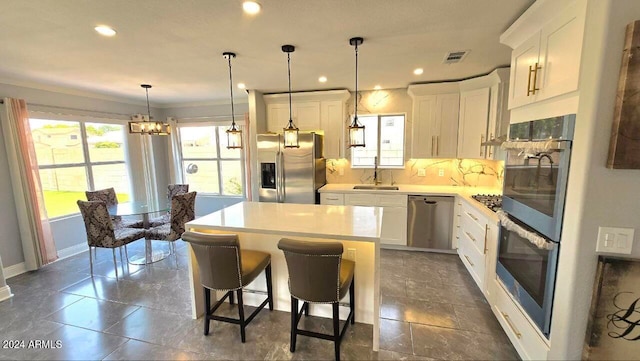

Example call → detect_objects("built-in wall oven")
497 114 575 338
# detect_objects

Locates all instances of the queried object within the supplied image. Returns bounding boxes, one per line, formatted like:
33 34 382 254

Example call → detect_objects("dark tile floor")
0 242 519 360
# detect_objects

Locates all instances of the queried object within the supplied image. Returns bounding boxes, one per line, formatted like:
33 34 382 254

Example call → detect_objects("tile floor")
0 241 519 360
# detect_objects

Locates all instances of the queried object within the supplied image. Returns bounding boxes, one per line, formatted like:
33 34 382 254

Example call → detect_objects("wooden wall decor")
608 20 640 169
582 257 640 360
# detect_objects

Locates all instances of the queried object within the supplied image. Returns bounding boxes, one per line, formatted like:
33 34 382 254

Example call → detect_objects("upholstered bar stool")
181 231 273 343
277 238 355 361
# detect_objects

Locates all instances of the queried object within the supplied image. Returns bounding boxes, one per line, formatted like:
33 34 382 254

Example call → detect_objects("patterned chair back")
167 184 189 201
86 188 118 207
168 191 197 240
77 200 118 248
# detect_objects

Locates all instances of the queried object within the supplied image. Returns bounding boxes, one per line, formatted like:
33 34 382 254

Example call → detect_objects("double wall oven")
497 114 575 338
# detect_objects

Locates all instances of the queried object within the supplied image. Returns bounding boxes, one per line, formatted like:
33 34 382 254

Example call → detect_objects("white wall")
549 0 640 358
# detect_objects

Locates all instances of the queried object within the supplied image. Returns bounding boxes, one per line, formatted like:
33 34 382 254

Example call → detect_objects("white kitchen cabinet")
409 92 459 158
320 192 344 205
504 0 586 109
320 100 345 159
343 193 408 246
486 69 510 160
458 88 490 159
266 101 321 132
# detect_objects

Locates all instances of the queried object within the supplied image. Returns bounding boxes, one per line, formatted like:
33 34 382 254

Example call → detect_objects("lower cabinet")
493 279 550 360
321 192 407 246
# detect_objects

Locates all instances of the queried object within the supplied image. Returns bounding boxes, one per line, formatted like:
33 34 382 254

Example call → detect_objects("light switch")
418 169 426 177
596 227 635 254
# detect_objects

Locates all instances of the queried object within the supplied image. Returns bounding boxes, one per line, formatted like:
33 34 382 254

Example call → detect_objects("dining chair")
277 238 355 361
86 187 143 228
144 191 196 267
149 184 190 226
182 231 273 343
77 200 145 280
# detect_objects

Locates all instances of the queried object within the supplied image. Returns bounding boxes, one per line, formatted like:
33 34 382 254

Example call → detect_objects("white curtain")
1 98 57 269
166 117 184 184
130 114 160 208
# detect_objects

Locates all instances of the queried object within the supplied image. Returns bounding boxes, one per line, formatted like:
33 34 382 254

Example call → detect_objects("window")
351 114 405 168
179 124 244 196
29 119 132 218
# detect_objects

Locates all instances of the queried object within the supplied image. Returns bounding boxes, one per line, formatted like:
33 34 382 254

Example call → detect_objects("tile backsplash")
326 158 504 188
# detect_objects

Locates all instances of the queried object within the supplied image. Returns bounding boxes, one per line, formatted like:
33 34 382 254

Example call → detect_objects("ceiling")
0 0 533 105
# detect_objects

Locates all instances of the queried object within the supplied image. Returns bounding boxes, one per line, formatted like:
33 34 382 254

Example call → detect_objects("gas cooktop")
471 194 502 212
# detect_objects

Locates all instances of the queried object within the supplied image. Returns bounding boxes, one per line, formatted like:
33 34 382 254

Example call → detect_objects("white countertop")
319 183 502 221
186 201 382 242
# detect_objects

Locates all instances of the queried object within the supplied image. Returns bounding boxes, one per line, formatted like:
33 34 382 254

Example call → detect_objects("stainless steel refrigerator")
257 133 326 204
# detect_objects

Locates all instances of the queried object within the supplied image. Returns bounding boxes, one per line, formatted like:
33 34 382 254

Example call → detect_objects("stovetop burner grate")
471 194 502 212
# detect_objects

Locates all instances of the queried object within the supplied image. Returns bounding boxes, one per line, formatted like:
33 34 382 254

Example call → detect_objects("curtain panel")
1 98 57 269
166 117 185 184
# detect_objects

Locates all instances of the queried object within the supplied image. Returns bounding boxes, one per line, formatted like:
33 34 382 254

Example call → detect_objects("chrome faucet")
373 156 382 185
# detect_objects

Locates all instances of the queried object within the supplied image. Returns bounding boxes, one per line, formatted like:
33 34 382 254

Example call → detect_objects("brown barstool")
277 238 355 361
182 231 273 343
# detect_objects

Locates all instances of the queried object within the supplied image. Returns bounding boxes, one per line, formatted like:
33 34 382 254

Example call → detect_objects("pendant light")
128 84 170 135
348 37 365 147
223 52 242 149
282 44 299 148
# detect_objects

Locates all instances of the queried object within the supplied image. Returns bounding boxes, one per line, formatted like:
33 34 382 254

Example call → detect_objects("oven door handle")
496 210 556 250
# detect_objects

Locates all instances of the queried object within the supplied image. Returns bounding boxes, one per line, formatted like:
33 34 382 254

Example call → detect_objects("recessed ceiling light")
413 68 424 75
242 1 261 14
318 76 327 83
237 83 246 89
94 25 116 37
374 85 381 90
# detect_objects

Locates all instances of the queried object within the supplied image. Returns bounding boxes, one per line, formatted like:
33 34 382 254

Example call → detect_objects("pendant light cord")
145 88 151 121
354 41 359 122
287 52 293 124
227 56 236 127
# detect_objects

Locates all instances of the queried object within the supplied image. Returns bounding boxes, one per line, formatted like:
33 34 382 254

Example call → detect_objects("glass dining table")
108 201 170 265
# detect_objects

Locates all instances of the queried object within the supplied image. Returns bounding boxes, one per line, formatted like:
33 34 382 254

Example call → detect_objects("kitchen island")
185 201 382 350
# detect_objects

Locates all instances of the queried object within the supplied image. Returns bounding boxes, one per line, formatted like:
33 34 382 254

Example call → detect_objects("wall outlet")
346 248 356 261
338 167 344 176
417 169 426 177
438 168 445 177
596 226 635 254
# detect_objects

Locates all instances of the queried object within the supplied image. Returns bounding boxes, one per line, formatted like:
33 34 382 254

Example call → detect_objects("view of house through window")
179 124 244 196
351 114 405 168
29 118 131 218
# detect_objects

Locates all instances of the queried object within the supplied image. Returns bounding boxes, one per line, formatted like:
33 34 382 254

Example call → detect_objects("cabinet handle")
527 63 542 96
488 133 494 158
484 225 488 254
465 211 478 221
480 134 484 157
465 231 476 243
502 312 522 339
436 136 439 156
431 136 435 156
464 254 474 267
326 198 339 201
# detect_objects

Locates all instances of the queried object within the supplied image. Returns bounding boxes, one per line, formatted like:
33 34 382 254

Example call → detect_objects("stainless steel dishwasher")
407 195 454 250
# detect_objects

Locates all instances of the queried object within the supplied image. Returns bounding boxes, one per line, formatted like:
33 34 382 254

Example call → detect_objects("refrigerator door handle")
279 150 286 203
275 151 281 202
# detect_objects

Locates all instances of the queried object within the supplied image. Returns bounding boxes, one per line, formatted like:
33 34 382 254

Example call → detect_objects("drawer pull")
483 225 488 254
465 231 476 242
326 198 339 201
465 212 478 221
464 254 474 266
502 312 522 339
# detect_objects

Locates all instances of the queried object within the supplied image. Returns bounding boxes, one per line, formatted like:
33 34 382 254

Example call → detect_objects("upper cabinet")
408 83 460 158
501 0 586 109
263 90 350 159
458 88 490 159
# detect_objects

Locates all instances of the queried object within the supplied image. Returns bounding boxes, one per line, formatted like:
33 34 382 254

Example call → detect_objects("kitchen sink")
352 185 399 190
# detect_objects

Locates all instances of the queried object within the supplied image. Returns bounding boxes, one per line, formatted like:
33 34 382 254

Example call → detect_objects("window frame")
350 113 406 169
29 114 133 219
177 121 246 197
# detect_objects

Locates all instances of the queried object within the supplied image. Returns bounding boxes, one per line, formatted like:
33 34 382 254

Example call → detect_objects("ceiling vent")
443 50 469 64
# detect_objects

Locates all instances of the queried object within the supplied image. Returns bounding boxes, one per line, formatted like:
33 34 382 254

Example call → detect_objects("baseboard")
57 243 89 260
0 285 13 302
3 262 27 279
